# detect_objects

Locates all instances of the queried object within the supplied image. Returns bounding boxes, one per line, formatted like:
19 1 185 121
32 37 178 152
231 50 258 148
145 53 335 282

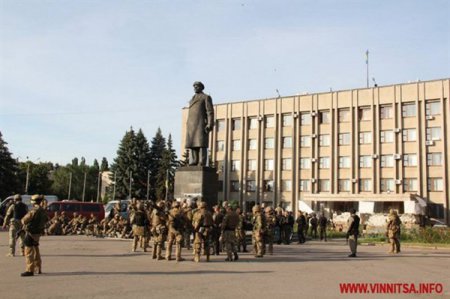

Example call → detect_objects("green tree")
18 162 53 195
149 128 166 200
0 131 20 199
110 128 151 200
100 157 109 171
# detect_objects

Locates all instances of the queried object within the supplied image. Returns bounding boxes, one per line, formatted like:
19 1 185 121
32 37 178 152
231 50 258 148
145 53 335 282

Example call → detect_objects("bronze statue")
185 81 214 166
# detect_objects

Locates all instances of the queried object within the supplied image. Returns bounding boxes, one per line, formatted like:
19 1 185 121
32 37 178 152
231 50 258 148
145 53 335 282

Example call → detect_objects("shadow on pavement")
43 270 273 277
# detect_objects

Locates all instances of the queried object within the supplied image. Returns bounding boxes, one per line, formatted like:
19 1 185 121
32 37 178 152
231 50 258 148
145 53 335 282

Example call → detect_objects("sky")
1 0 449 165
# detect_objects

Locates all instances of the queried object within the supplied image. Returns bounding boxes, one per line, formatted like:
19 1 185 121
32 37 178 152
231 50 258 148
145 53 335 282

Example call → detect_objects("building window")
216 140 225 151
247 159 257 171
230 181 240 192
426 101 441 116
402 102 416 117
338 133 351 145
248 117 258 129
318 179 330 192
299 180 310 192
402 129 417 142
319 157 330 169
380 105 393 119
380 179 394 192
301 112 312 125
319 110 330 124
216 160 224 172
217 119 226 131
427 153 442 166
358 107 371 121
338 179 351 192
232 118 241 130
299 158 311 169
319 134 331 146
359 132 372 144
380 155 394 168
403 178 418 192
339 109 350 123
380 130 394 143
300 136 311 147
246 180 256 192
339 156 351 168
282 137 292 148
427 178 443 192
281 180 292 192
426 127 441 141
403 154 417 167
282 114 292 127
282 158 292 170
231 160 241 172
248 139 257 150
359 179 372 192
359 156 372 168
264 159 274 171
265 115 275 128
265 138 274 149
264 180 274 192
232 140 241 151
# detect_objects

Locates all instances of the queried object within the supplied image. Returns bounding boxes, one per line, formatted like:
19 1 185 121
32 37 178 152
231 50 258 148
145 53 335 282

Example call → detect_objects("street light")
25 157 40 194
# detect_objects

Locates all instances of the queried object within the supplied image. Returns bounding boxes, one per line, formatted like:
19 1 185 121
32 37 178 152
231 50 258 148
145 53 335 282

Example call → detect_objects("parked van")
47 201 105 220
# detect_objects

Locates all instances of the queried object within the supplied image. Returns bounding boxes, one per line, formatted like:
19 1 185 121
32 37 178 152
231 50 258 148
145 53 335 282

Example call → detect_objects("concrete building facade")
181 79 450 224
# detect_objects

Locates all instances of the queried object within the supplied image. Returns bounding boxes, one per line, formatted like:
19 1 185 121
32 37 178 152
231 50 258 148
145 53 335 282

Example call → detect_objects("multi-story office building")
181 79 450 224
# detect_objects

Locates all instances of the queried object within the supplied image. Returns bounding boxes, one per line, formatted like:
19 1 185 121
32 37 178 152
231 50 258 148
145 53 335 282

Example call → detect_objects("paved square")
0 232 448 299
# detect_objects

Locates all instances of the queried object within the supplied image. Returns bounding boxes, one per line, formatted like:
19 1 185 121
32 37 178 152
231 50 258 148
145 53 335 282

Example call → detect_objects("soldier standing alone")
346 208 360 258
21 195 48 276
2 194 28 257
386 209 401 254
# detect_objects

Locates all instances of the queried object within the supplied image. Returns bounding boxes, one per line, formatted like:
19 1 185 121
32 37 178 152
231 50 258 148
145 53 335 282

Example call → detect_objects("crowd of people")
2 194 403 276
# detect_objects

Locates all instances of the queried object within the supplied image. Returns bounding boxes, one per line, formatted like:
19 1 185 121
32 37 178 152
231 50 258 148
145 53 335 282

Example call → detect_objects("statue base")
174 166 218 209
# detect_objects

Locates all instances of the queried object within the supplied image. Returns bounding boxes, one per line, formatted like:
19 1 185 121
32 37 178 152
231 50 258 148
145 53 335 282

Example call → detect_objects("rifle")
15 228 25 241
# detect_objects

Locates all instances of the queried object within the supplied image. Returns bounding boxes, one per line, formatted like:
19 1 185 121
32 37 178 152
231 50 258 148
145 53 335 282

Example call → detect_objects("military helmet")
199 201 207 209
30 194 43 204
252 204 261 213
14 194 22 201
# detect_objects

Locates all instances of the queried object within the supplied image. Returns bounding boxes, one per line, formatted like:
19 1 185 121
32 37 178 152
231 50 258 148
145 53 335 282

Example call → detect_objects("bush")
359 226 450 244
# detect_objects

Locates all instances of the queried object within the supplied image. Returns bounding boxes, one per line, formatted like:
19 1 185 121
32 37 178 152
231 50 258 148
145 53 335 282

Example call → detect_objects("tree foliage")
0 131 20 199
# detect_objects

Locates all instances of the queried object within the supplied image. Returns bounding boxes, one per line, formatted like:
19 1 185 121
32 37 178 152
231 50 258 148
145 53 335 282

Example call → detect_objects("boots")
156 245 164 260
176 244 184 261
194 253 200 263
166 242 173 261
152 245 157 259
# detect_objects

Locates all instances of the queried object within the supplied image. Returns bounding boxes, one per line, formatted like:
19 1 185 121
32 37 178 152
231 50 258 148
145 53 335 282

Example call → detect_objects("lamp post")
24 157 40 194
82 171 87 202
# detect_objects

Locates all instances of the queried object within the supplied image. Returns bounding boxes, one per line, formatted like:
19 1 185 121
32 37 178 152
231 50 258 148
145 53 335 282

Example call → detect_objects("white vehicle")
104 200 130 219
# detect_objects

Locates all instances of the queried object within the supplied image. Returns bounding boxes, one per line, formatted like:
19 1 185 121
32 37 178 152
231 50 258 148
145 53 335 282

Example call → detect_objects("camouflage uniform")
212 206 224 255
182 203 193 250
235 208 247 252
221 207 240 261
192 202 213 262
166 202 185 261
21 195 48 276
47 212 62 235
387 209 401 254
130 202 149 252
264 207 276 255
2 195 28 256
252 205 266 258
151 202 167 260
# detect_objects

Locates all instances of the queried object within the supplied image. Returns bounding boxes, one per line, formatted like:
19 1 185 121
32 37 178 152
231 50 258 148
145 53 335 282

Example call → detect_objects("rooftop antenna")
372 77 377 87
365 49 369 88
276 89 281 98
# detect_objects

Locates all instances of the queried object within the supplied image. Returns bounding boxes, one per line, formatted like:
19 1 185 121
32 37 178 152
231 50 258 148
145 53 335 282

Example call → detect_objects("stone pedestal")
174 166 218 209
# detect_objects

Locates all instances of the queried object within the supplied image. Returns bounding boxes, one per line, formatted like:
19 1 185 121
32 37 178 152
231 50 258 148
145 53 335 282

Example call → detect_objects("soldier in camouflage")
192 201 213 262
166 201 185 261
252 205 266 258
221 205 240 261
151 201 167 260
2 194 28 257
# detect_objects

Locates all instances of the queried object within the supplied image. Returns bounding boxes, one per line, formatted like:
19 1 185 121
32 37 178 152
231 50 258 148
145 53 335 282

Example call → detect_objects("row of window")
217 127 441 151
218 101 442 131
224 152 443 172
226 177 444 193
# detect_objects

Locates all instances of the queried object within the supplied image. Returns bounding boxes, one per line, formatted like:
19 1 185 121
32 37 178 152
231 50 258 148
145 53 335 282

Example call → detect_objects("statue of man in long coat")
185 81 215 166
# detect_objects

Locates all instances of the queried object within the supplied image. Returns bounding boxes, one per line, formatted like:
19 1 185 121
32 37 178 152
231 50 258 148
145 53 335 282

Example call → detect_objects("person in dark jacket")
2 194 28 257
346 209 360 257
295 211 307 244
318 213 328 242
